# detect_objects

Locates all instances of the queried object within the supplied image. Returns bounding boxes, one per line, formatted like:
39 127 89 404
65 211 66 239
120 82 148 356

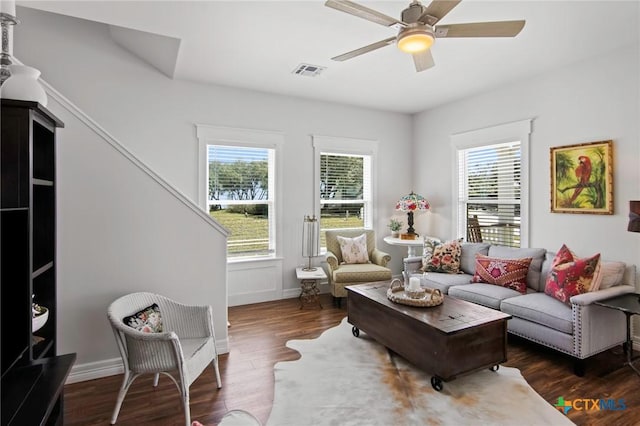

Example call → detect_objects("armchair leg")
573 358 586 377
110 370 141 424
213 357 222 389
182 386 191 426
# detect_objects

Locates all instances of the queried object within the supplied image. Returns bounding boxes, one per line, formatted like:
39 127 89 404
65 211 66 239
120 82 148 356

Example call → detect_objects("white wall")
49 90 230 381
413 44 640 270
13 7 413 372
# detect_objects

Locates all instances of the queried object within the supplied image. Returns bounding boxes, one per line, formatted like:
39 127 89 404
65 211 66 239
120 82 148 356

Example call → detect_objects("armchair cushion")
337 234 369 264
123 303 163 333
332 263 392 284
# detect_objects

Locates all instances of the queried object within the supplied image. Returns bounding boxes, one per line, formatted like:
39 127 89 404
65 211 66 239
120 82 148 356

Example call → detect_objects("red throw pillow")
544 245 601 305
471 254 532 294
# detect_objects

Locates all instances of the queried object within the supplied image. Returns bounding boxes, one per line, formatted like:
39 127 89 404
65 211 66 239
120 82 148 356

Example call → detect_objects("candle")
409 277 421 291
0 0 16 17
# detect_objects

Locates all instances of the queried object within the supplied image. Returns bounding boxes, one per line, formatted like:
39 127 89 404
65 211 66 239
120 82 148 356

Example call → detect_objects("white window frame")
196 124 284 261
451 119 532 247
312 135 377 247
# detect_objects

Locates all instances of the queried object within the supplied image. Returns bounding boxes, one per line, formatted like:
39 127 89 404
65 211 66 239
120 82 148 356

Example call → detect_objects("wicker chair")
107 292 222 426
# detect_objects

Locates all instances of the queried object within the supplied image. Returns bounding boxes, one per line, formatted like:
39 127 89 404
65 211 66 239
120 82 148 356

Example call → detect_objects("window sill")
227 255 282 265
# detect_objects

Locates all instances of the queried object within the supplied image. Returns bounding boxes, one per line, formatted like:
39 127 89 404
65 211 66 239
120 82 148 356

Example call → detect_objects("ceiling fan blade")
435 20 526 38
325 0 404 27
413 49 435 72
418 0 461 25
332 37 397 61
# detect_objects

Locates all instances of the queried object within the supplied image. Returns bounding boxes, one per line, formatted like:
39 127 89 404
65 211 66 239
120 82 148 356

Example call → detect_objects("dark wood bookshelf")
1 99 75 425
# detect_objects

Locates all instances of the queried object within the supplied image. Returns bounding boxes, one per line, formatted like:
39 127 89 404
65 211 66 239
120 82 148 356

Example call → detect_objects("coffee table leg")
431 376 443 391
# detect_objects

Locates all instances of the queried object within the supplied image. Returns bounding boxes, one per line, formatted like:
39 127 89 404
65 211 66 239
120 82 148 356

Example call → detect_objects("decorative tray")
387 279 443 307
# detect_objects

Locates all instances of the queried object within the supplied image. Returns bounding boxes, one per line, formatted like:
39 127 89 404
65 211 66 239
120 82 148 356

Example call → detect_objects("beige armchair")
325 229 392 307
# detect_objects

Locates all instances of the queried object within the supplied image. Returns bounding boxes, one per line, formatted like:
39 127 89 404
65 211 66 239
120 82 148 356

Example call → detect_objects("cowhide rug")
267 318 574 426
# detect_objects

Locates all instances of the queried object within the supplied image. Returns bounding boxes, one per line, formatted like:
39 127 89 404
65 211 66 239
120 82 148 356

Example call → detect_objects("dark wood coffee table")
346 281 511 391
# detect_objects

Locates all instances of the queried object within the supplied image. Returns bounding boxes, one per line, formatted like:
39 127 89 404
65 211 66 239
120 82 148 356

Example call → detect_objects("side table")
295 267 326 309
384 235 432 257
594 292 640 375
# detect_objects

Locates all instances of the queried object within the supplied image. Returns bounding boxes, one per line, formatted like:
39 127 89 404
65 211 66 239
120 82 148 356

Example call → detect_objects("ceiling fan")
325 0 525 72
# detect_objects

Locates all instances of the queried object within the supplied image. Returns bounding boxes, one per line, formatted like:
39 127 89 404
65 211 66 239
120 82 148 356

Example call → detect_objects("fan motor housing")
402 2 426 24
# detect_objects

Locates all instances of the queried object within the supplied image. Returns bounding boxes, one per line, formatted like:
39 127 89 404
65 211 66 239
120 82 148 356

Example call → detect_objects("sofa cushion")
500 293 573 335
592 261 626 290
448 283 522 310
488 246 546 291
421 273 474 294
332 263 391 283
471 254 532 294
337 234 369 264
544 249 600 305
423 239 462 274
420 237 442 270
459 243 491 274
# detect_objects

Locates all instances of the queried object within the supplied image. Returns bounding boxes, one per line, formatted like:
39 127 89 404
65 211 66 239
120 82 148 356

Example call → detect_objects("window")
197 125 283 259
313 136 376 248
452 120 531 248
207 145 275 257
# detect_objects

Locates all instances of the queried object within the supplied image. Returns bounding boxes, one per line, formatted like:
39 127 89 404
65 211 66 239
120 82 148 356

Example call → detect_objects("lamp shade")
628 200 640 233
395 192 429 236
396 192 430 212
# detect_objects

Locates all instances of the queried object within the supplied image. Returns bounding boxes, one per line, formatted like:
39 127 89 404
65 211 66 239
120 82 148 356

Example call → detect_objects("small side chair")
107 292 222 426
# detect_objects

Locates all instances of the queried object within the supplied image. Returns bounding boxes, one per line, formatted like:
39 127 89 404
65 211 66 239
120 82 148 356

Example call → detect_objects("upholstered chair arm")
371 249 391 267
570 285 635 306
326 252 339 271
403 256 423 275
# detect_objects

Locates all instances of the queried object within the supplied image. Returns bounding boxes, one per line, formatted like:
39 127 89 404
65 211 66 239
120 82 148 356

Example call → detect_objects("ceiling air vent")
292 63 326 77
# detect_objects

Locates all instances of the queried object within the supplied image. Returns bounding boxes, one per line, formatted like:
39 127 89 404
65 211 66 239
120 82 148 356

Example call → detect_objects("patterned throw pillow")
471 254 532 294
337 234 369 264
544 245 601 305
423 239 462 274
420 237 442 271
123 303 163 333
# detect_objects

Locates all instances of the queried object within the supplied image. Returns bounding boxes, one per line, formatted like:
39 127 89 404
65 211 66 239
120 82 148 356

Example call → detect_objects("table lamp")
395 191 430 238
302 215 319 271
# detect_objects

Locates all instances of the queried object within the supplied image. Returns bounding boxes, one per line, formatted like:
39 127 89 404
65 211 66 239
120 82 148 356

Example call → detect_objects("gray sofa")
404 242 637 374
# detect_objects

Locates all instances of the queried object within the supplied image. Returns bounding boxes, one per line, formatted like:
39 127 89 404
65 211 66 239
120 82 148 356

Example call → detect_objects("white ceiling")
18 0 640 114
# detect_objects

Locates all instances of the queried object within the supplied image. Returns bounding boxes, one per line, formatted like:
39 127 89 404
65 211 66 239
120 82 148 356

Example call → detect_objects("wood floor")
64 294 640 426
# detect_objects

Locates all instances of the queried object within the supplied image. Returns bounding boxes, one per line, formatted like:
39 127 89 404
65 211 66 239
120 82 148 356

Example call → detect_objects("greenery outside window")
196 125 283 261
208 145 275 257
313 135 376 249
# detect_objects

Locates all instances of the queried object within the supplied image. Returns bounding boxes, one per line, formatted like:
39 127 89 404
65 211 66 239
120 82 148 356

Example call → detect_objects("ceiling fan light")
397 26 434 54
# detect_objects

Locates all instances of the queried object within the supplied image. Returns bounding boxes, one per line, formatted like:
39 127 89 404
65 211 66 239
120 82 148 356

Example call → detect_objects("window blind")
319 153 371 245
458 141 521 247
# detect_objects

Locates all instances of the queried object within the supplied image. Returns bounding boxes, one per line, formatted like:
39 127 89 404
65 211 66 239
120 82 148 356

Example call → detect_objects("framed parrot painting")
550 140 613 214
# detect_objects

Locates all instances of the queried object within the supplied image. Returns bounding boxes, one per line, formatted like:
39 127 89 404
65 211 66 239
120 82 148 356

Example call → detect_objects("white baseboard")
66 337 229 384
67 357 123 384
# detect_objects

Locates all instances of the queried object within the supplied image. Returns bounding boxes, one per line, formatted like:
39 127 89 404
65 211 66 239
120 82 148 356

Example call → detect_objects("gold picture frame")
550 140 613 214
